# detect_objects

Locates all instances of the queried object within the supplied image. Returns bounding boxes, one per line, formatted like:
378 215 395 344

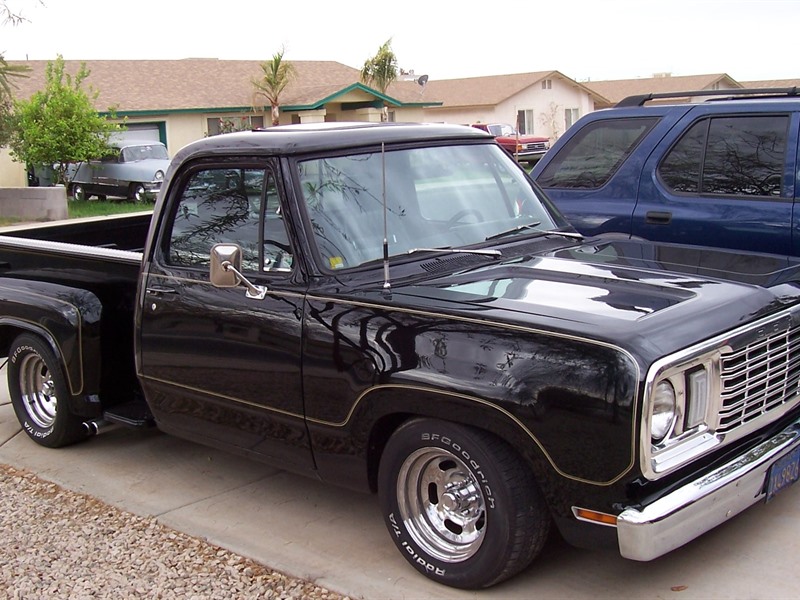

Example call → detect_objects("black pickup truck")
3 122 800 589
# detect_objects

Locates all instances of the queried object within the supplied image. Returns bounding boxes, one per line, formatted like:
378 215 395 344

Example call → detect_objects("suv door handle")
645 211 672 225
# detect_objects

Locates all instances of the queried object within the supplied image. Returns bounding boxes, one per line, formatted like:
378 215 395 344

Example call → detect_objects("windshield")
298 143 560 270
121 144 169 162
487 124 516 137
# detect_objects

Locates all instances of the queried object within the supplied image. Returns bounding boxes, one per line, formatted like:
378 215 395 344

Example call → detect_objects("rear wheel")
7 334 87 448
378 418 550 589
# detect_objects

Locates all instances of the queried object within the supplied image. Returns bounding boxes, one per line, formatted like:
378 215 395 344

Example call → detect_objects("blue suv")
531 89 800 256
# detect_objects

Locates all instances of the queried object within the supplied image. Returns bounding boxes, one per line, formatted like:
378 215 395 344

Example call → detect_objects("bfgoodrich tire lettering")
378 418 551 589
7 333 87 448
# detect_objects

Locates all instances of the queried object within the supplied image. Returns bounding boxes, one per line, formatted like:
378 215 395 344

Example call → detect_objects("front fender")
304 296 640 493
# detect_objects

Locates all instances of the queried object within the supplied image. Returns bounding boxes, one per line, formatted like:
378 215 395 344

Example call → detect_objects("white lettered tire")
8 333 87 448
378 418 550 589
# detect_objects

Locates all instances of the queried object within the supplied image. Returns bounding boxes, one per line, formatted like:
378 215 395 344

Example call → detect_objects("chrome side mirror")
210 243 241 287
210 243 267 300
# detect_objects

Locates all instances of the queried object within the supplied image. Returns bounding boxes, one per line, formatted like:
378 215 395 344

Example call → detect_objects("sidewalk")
2 361 800 599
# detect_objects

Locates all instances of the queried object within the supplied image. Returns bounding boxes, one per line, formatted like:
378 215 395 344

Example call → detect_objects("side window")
659 120 707 192
536 117 659 188
168 167 264 271
263 173 293 271
660 115 788 197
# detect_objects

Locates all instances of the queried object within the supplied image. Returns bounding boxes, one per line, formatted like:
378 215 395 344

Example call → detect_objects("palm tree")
0 54 29 145
252 47 295 126
360 39 398 121
0 54 29 99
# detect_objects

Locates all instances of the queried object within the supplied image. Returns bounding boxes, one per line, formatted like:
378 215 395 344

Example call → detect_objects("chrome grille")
719 323 800 433
522 142 548 151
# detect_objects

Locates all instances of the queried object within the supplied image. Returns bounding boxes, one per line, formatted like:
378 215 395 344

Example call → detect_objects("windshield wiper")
406 246 503 257
486 225 584 242
484 222 541 241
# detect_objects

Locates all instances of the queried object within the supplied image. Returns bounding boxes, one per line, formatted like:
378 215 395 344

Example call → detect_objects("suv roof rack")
615 87 800 108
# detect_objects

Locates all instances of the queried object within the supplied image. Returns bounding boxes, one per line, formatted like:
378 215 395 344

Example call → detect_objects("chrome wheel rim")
18 352 58 429
396 447 486 563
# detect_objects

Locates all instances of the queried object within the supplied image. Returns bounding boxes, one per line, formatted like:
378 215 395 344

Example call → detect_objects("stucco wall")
0 149 27 188
0 186 68 221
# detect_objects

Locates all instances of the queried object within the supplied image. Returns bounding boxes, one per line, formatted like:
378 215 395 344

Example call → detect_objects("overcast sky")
2 0 798 83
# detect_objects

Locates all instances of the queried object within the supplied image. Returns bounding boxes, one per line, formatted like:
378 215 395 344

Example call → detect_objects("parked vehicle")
531 88 800 256
2 122 800 589
66 139 170 203
471 122 550 162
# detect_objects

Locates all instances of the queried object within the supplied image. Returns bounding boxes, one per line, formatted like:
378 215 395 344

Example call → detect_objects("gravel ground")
0 464 350 599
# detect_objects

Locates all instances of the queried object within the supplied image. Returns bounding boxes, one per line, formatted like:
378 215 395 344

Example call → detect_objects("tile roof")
739 78 800 89
6 58 419 112
585 73 742 106
422 70 609 108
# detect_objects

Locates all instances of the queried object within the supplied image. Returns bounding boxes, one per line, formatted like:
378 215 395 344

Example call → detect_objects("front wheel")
129 183 147 204
7 333 87 448
378 418 550 589
70 183 87 202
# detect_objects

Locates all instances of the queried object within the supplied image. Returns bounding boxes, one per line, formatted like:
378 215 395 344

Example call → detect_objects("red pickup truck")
471 122 550 162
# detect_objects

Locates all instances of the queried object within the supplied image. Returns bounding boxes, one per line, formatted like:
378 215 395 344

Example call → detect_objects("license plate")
766 446 800 502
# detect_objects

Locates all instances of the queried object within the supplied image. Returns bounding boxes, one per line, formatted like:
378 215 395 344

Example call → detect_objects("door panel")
635 111 799 256
138 162 311 471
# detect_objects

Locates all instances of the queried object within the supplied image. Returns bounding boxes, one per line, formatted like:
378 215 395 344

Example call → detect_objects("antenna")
417 74 429 86
381 142 391 293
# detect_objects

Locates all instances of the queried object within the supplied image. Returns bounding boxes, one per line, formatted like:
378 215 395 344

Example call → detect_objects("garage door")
115 123 163 144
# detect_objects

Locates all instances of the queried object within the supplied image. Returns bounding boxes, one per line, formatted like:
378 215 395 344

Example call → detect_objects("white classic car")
67 139 170 202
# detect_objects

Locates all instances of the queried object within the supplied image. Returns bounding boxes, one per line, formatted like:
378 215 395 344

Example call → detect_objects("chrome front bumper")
617 414 800 561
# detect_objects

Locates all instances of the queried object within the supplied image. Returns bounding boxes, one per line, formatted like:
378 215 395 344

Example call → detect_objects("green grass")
67 200 153 219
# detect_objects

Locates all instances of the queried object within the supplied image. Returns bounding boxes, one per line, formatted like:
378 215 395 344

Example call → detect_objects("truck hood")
389 237 800 363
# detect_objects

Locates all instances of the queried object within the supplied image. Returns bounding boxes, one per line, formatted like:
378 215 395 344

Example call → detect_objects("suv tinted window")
659 115 788 197
536 117 658 188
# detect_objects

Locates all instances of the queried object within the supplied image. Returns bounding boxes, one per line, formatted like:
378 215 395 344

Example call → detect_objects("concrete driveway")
2 362 800 599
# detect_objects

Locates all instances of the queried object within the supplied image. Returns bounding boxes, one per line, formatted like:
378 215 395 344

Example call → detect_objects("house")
0 58 442 186
0 59 604 187
5 60 792 189
421 70 607 139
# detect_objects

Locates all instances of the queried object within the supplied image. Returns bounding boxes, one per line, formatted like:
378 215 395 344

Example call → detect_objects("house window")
517 109 535 134
542 79 552 90
565 108 580 131
206 115 265 136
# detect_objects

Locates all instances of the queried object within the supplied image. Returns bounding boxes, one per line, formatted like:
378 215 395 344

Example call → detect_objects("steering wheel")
446 209 484 228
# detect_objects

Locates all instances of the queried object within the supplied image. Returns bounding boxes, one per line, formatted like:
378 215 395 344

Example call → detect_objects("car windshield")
121 144 169 162
487 124 517 137
298 143 560 270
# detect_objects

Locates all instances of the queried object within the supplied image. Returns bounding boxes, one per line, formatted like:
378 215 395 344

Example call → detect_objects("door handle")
645 211 672 225
145 285 177 296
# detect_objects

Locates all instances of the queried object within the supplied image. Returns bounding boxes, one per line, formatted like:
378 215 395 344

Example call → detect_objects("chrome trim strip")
0 233 143 264
618 412 800 561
